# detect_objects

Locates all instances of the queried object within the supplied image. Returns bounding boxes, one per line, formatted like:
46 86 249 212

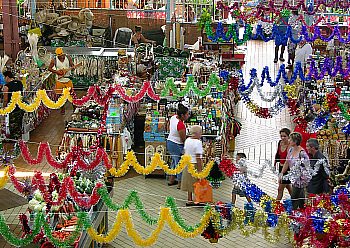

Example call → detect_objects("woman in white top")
181 125 203 206
167 103 189 187
294 40 312 69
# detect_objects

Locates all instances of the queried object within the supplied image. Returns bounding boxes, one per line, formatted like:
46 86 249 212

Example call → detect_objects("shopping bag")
194 179 213 203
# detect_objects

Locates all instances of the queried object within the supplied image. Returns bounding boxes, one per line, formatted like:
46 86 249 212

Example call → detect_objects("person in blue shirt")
274 16 289 63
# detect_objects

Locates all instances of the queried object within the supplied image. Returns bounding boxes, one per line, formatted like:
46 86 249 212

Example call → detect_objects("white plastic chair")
113 27 133 48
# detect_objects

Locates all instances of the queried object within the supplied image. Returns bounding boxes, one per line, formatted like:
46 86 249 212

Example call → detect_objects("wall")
63 9 165 33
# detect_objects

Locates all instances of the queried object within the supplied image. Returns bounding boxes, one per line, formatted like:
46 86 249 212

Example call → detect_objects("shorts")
166 140 184 181
279 165 291 184
232 186 246 197
55 80 73 94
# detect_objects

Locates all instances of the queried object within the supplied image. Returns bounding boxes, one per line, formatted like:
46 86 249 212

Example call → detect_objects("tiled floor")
1 40 296 247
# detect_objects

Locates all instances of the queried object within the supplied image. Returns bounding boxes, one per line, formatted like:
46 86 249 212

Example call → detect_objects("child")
231 153 252 205
181 125 203 206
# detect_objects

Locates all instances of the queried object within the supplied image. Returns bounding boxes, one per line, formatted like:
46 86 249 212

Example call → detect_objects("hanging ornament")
206 161 225 189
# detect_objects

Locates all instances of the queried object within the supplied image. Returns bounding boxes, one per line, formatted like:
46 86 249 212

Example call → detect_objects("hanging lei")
282 154 312 188
283 158 330 185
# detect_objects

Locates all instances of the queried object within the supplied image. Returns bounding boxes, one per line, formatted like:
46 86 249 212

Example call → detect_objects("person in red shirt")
167 104 190 187
275 128 292 201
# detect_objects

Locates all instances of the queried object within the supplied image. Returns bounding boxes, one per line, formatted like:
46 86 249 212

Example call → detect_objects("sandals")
186 202 206 207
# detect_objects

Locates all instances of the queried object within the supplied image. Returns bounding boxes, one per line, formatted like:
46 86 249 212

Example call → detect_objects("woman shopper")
275 128 292 201
181 125 203 206
167 103 190 187
280 132 311 210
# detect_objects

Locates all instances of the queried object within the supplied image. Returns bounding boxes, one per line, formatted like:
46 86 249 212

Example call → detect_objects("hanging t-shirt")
184 138 203 163
167 115 186 144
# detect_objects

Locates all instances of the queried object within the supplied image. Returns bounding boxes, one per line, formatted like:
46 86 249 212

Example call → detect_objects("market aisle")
104 40 294 247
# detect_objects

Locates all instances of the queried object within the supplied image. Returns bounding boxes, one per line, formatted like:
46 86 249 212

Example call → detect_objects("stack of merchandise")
144 103 166 142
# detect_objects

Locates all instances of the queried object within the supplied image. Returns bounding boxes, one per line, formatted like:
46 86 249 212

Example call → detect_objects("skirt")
180 165 198 193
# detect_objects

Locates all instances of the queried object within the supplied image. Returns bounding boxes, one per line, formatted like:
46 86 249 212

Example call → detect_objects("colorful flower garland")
9 168 210 232
0 88 72 115
109 151 214 179
160 73 228 98
204 22 252 45
72 81 160 106
18 141 214 179
19 140 113 170
206 21 350 46
97 187 210 232
0 208 211 247
4 56 350 115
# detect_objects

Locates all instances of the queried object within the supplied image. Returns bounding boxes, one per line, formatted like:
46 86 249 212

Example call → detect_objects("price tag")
208 114 212 119
154 111 159 115
111 112 117 117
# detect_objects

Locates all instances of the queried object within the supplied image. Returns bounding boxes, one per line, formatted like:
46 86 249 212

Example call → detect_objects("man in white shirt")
294 40 312 69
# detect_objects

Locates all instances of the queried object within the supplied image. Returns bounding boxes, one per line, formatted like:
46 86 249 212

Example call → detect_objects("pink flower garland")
72 83 159 106
19 141 113 170
8 166 103 208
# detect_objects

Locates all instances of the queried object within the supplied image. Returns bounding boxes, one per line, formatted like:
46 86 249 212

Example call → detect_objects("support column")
165 0 175 47
31 0 36 18
3 0 20 61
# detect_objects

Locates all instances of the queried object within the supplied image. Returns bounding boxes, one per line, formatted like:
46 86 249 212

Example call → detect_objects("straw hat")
46 13 59 25
78 9 93 21
68 16 81 31
56 16 72 26
35 10 47 24
57 29 70 37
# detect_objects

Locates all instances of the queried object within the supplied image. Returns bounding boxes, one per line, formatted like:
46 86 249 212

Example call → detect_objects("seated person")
184 5 195 22
131 26 156 46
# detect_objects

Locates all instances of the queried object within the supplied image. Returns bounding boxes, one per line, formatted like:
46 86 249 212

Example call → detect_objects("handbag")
193 179 213 203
